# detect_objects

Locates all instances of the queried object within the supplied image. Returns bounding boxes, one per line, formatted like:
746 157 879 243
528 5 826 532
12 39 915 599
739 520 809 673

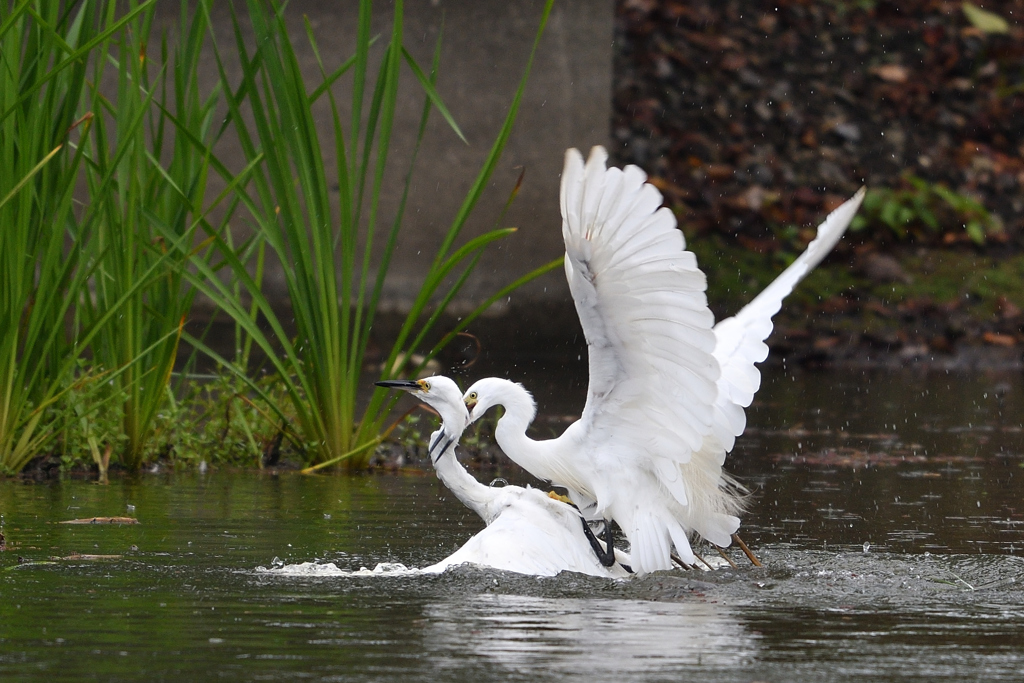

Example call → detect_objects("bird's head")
375 376 469 461
462 377 535 424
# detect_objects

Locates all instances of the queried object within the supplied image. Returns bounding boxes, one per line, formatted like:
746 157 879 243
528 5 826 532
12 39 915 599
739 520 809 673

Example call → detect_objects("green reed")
183 0 559 470
0 1 157 474
76 0 249 471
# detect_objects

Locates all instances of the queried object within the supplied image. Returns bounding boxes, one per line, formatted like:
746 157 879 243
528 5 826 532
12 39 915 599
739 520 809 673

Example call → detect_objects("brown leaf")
982 332 1016 347
996 296 1022 320
705 163 734 181
871 64 910 83
648 176 694 202
720 53 747 71
822 193 850 212
792 187 822 206
757 13 778 33
813 336 840 351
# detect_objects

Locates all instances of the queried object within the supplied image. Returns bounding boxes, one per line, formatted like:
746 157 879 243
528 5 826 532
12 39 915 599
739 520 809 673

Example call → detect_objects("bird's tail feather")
624 504 696 574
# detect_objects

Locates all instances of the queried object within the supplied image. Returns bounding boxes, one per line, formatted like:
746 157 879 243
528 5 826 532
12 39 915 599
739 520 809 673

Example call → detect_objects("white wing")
558 147 863 573
561 147 720 463
711 189 866 451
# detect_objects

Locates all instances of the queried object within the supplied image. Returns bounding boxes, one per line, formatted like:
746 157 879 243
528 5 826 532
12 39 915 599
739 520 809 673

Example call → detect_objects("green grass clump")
878 251 1024 315
851 175 1003 245
685 231 857 319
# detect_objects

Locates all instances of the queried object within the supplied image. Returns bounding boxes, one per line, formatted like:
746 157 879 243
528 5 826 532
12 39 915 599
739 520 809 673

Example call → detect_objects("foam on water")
255 560 425 577
254 554 735 578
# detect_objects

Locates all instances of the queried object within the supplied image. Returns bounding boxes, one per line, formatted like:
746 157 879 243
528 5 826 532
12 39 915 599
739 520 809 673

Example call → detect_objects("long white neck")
490 381 556 484
433 445 499 524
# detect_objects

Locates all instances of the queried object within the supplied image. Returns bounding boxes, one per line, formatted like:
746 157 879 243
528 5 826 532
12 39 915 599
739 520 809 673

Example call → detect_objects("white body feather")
403 377 630 578
422 446 630 578
465 147 865 575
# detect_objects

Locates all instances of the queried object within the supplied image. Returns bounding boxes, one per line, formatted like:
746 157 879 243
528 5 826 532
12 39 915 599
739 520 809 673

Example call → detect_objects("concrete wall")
172 0 612 353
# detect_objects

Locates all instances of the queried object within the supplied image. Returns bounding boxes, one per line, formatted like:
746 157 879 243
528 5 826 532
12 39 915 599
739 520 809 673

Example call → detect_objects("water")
1 367 1023 681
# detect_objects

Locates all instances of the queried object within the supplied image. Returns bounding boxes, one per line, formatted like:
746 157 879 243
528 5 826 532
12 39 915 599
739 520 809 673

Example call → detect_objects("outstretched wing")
561 146 719 463
710 189 866 452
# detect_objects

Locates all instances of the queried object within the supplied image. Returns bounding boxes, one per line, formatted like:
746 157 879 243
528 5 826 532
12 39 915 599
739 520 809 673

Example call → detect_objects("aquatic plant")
0 1 155 474
78 1 244 471
185 0 560 470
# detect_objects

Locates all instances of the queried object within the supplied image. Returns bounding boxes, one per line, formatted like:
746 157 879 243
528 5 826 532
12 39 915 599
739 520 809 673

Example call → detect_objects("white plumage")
376 376 631 578
464 146 865 575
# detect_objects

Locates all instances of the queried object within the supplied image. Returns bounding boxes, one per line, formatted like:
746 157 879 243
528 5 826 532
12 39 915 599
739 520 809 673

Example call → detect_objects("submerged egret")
463 146 865 575
376 376 631 578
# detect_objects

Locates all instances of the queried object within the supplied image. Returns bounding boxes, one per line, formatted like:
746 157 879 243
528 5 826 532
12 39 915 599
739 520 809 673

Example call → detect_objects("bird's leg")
714 544 739 569
670 552 693 571
579 518 617 567
692 552 715 571
732 533 762 567
600 523 617 567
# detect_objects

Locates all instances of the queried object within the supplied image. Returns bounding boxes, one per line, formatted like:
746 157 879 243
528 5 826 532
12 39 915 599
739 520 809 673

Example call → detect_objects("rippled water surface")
1 368 1022 681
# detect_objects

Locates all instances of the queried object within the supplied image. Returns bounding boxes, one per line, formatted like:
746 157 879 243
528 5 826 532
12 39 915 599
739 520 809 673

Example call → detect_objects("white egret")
463 146 865 575
376 376 632 578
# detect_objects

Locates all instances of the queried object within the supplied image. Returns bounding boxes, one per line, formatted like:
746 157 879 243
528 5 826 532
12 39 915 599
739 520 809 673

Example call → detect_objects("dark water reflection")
1 367 1023 681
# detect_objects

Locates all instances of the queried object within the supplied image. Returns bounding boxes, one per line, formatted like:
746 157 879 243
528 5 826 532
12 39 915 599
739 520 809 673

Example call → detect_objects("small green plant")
386 412 429 460
183 370 302 467
851 175 1003 245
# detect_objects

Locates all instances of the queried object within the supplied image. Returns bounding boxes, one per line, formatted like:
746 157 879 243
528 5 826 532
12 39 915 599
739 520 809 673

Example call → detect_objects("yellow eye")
469 391 477 400
421 381 431 391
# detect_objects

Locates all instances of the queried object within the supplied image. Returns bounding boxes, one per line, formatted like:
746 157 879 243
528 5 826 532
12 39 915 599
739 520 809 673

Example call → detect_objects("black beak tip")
375 379 420 390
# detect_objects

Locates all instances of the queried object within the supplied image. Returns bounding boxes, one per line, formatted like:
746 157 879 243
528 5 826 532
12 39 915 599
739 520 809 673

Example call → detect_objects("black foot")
580 518 617 567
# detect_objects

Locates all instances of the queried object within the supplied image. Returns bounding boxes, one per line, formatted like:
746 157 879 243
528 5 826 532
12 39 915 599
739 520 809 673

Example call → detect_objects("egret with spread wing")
376 376 631 578
463 146 865 575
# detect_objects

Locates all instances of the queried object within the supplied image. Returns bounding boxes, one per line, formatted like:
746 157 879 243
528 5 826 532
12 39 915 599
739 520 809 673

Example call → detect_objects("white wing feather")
711 188 866 451
562 147 719 460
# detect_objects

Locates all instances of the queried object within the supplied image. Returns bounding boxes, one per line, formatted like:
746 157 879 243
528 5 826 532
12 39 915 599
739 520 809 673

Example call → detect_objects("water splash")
255 560 424 577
